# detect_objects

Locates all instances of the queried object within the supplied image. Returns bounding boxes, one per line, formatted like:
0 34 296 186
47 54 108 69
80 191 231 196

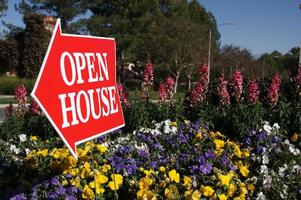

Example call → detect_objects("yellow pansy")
191 190 200 200
168 169 180 183
70 177 81 188
234 147 243 158
242 149 250 158
30 136 38 141
291 133 298 142
101 164 111 173
247 184 255 192
159 166 166 172
214 139 225 149
196 132 203 140
68 168 79 176
37 149 48 157
227 183 236 197
165 185 179 199
218 173 232 186
237 161 249 177
139 176 153 190
82 185 95 199
183 176 192 188
137 189 157 200
95 173 108 184
171 121 177 126
108 174 123 190
96 144 108 153
218 194 227 200
202 186 214 197
61 180 68 186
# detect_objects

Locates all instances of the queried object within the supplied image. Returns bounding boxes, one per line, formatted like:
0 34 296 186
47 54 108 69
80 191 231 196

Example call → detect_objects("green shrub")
0 76 35 95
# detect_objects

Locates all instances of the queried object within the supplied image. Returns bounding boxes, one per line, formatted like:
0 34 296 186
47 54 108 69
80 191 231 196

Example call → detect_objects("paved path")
0 95 15 123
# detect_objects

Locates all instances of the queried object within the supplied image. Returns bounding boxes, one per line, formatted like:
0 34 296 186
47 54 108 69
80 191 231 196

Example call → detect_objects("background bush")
0 76 34 95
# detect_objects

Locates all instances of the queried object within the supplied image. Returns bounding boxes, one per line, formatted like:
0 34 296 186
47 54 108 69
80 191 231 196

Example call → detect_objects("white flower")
163 125 171 133
262 154 269 164
10 144 17 152
10 145 20 155
278 167 286 178
18 134 27 142
289 145 300 155
263 124 272 134
263 175 272 188
260 165 268 174
273 123 280 130
256 192 266 200
171 126 177 134
25 148 31 155
293 165 301 173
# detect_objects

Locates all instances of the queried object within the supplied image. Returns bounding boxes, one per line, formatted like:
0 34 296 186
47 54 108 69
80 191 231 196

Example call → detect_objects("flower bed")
1 120 300 199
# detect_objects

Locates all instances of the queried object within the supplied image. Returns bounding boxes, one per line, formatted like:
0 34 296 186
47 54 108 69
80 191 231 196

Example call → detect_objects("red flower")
158 82 167 103
247 80 259 104
143 62 154 86
5 103 14 117
117 83 130 107
29 100 42 115
267 73 281 106
230 70 243 102
217 74 230 107
15 85 27 105
165 76 174 100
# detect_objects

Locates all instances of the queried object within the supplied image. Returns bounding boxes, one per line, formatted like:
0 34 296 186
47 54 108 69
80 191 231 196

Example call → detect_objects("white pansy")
278 166 286 178
263 124 272 135
25 148 31 155
10 144 17 152
273 123 280 130
10 145 21 155
256 192 266 200
260 165 268 174
18 134 27 142
263 175 272 188
262 154 269 164
171 126 177 134
163 125 171 133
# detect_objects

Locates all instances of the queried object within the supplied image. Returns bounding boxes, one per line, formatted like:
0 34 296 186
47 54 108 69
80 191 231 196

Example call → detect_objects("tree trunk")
174 73 180 94
187 75 191 92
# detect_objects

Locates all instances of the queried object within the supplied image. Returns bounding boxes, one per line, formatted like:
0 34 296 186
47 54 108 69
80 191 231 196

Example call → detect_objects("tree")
21 13 51 78
16 0 88 30
0 37 18 73
0 0 7 17
215 45 255 78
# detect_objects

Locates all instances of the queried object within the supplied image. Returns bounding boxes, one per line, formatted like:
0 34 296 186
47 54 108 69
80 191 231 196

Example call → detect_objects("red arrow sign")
31 19 125 159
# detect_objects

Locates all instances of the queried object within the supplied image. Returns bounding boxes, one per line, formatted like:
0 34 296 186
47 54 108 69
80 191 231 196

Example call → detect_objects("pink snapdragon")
189 64 209 105
158 82 167 103
217 74 230 107
15 85 27 105
5 103 14 117
143 62 154 86
267 73 281 106
189 82 205 105
140 62 154 101
230 70 243 102
165 76 175 100
117 83 130 107
29 100 42 115
247 80 259 104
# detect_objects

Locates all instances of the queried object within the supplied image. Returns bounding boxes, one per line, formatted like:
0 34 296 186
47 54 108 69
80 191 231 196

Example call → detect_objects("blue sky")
1 0 301 56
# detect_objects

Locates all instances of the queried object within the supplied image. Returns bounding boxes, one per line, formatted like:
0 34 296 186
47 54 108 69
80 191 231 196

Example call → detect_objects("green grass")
128 90 185 101
0 97 17 104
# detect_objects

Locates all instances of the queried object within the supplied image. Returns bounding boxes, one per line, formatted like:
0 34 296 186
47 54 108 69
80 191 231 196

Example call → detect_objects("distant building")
43 16 56 32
